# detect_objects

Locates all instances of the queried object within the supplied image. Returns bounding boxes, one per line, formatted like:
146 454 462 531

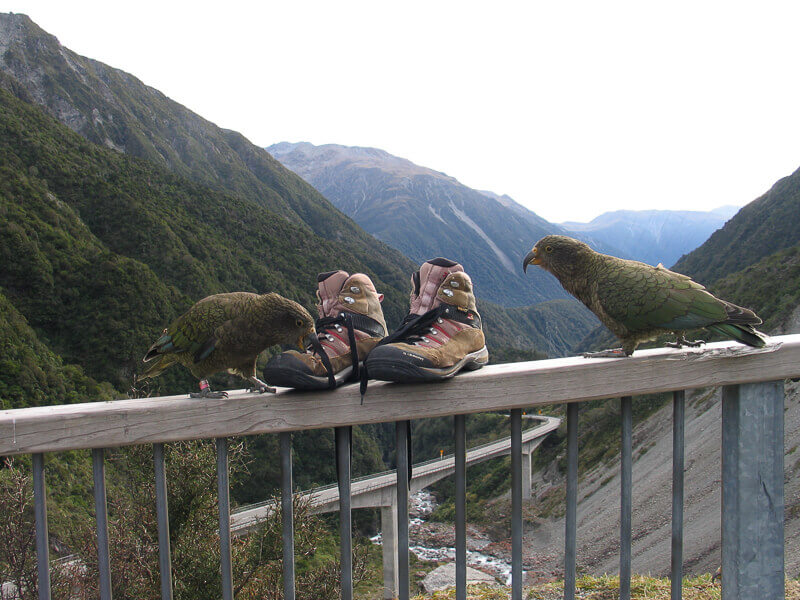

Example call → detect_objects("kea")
522 235 767 357
142 292 316 397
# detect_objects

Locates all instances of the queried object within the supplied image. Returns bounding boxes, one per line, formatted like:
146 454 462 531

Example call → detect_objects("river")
370 490 515 585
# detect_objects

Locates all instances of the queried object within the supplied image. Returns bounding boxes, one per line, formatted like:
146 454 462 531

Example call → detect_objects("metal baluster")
92 448 113 600
564 403 578 600
721 382 784 600
396 420 410 600
280 432 296 600
216 438 233 600
153 443 173 600
511 409 523 600
620 397 632 600
671 391 685 600
33 453 51 600
454 414 466 600
335 426 353 600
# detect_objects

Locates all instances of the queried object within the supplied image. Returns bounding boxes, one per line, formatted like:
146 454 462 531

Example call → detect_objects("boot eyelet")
442 289 454 297
350 286 360 293
437 318 443 323
344 296 355 304
326 334 334 342
336 326 343 332
450 281 460 288
430 329 438 335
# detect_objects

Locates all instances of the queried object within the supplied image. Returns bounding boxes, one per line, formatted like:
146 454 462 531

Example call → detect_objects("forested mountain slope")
673 165 800 283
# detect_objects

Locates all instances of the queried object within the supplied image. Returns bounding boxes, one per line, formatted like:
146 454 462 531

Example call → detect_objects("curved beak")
298 330 317 350
522 249 540 273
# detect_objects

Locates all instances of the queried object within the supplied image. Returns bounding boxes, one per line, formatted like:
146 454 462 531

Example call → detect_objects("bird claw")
666 337 705 349
582 348 629 358
248 386 276 394
189 390 229 399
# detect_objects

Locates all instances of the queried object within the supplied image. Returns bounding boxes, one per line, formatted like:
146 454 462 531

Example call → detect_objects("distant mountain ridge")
560 206 739 268
268 141 580 307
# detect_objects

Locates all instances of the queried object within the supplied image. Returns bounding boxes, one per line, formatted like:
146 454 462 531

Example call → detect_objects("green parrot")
142 292 316 397
522 235 767 357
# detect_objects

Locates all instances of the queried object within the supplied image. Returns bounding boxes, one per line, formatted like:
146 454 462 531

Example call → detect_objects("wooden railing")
2 334 799 600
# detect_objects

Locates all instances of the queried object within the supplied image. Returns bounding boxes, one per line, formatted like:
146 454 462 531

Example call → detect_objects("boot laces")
359 305 449 400
308 313 360 390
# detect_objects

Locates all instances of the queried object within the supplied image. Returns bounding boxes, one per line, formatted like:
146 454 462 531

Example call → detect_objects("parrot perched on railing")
142 292 316 397
523 235 767 357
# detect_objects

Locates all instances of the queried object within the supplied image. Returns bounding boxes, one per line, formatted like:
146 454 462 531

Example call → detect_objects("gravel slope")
524 321 800 579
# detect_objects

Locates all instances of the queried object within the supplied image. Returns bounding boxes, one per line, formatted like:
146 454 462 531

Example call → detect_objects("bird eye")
295 318 304 327
545 245 553 253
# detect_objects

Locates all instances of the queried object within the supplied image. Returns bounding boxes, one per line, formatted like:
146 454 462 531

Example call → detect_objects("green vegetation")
673 165 800 284
409 575 800 600
708 244 800 333
1 442 376 600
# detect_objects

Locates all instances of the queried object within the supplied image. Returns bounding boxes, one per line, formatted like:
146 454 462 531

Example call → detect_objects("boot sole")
366 346 489 383
264 363 359 391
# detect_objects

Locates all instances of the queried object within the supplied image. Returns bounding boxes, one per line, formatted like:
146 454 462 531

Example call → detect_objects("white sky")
4 1 800 222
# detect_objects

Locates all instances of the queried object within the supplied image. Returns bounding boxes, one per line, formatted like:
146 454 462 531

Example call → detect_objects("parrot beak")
298 331 317 351
522 249 540 273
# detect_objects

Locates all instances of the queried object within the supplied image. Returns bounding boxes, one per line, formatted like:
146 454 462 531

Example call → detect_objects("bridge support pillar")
522 451 532 500
381 500 399 599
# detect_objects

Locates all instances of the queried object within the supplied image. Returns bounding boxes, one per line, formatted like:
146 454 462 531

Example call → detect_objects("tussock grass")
409 574 800 599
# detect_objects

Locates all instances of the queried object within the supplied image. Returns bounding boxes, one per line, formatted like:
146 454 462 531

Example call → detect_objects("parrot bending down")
522 235 767 357
142 292 316 397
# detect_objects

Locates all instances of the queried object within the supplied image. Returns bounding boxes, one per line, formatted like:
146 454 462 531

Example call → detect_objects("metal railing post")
564 403 578 600
216 438 233 600
280 432 296 600
92 448 113 600
620 396 632 600
671 391 685 600
454 414 467 600
335 426 353 600
721 381 784 600
511 409 523 600
153 443 173 600
396 420 410 600
33 453 51 600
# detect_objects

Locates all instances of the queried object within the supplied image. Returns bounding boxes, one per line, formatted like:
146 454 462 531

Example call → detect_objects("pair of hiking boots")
263 258 488 391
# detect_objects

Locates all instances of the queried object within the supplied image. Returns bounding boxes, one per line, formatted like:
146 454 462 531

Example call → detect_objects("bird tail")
707 323 768 348
140 354 178 379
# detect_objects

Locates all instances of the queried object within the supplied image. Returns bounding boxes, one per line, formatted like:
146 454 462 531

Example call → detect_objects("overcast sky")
5 1 800 222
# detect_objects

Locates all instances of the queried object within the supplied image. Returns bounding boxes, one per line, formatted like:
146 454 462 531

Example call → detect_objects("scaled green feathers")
523 235 767 355
142 292 315 394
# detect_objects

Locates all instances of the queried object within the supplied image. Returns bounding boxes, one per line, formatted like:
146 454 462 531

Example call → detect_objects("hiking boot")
263 271 387 389
364 258 488 383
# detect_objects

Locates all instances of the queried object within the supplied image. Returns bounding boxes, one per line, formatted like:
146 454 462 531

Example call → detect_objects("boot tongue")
317 271 350 318
410 258 464 315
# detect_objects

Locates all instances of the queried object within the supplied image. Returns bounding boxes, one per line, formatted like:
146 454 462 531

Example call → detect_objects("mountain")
0 12 416 314
673 165 800 334
673 166 800 283
0 84 417 395
267 141 577 307
560 206 739 268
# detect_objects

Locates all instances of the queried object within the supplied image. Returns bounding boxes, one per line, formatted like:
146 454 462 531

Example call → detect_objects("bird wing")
595 259 728 332
144 294 248 364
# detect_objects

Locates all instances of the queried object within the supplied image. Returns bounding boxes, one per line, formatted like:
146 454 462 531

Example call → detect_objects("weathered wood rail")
2 334 799 600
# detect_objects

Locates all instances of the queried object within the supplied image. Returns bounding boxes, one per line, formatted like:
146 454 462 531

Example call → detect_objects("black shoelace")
359 304 450 401
308 312 360 390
